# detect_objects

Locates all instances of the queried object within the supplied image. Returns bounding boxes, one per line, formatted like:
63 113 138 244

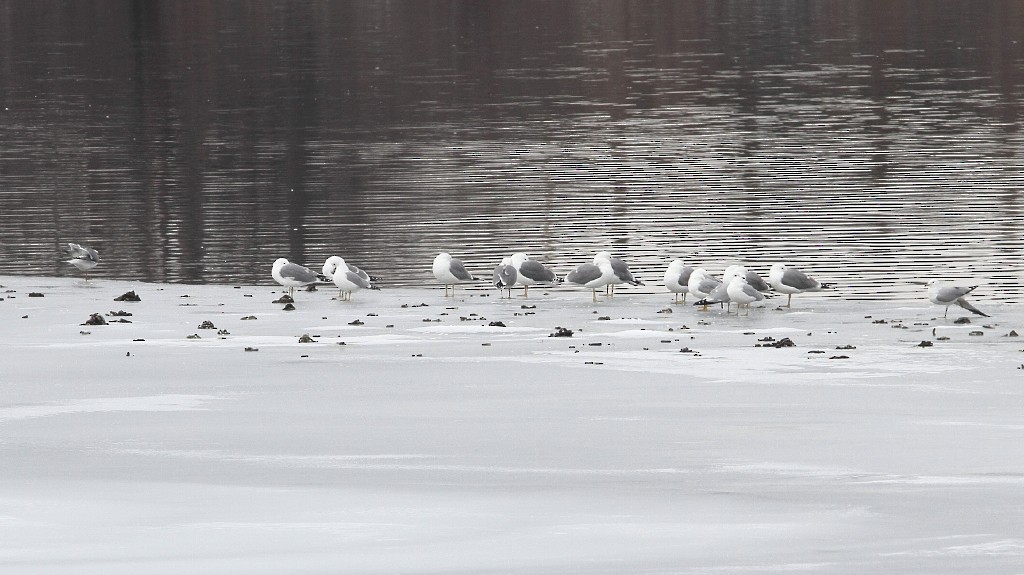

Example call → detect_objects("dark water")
1 1 1022 300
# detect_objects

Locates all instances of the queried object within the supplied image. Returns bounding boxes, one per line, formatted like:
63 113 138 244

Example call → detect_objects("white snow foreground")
1 276 1022 574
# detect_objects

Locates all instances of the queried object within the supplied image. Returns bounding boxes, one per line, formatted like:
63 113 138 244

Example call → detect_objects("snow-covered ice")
1 276 1022 573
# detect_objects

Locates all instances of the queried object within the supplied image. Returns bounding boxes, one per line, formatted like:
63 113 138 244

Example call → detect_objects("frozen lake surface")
2 275 1022 573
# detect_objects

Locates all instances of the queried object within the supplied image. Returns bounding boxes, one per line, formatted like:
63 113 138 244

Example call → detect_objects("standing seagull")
492 257 518 299
695 266 746 313
769 263 831 308
510 252 561 298
433 252 477 297
664 259 694 303
272 258 322 298
565 259 616 302
324 256 373 301
594 251 643 296
321 256 377 285
727 275 766 315
65 243 99 280
926 280 988 318
687 268 722 311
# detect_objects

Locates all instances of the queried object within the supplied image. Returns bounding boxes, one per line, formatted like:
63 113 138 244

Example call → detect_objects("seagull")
323 256 374 301
725 265 771 293
926 280 988 318
664 259 694 303
694 266 744 313
493 257 518 299
565 259 616 302
509 252 561 297
433 252 477 297
727 275 766 315
65 243 99 280
321 256 380 284
594 251 642 296
687 268 722 311
769 263 831 308
272 258 322 298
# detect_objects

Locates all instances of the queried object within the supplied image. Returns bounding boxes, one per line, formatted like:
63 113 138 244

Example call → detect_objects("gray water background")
1 1 1022 300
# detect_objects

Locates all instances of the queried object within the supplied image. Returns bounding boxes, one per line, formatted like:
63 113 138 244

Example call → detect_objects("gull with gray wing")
926 280 988 318
510 252 561 298
565 259 616 302
493 257 518 299
594 251 642 296
65 243 99 280
664 259 694 303
323 256 374 301
433 252 477 297
272 258 322 298
769 263 832 308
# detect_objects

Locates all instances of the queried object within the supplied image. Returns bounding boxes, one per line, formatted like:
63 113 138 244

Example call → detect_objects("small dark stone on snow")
273 295 294 304
549 327 573 338
521 305 536 309
829 355 850 360
114 291 142 302
836 344 856 350
488 321 506 327
283 303 296 311
28 292 44 297
349 319 365 326
597 316 611 321
241 315 257 320
244 347 259 352
298 334 317 343
198 320 216 329
917 341 933 347
1008 330 1019 337
954 317 971 324
969 331 984 336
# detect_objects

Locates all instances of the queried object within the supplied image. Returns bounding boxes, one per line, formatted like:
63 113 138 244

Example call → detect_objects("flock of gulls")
63 244 991 318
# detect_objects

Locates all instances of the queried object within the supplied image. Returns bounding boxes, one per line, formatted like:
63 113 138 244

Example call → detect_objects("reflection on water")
0 1 1021 300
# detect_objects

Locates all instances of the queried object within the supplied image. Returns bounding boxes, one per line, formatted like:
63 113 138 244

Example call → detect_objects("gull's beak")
906 280 928 286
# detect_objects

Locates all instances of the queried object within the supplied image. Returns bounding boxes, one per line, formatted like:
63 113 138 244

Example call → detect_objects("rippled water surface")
1 1 1022 300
